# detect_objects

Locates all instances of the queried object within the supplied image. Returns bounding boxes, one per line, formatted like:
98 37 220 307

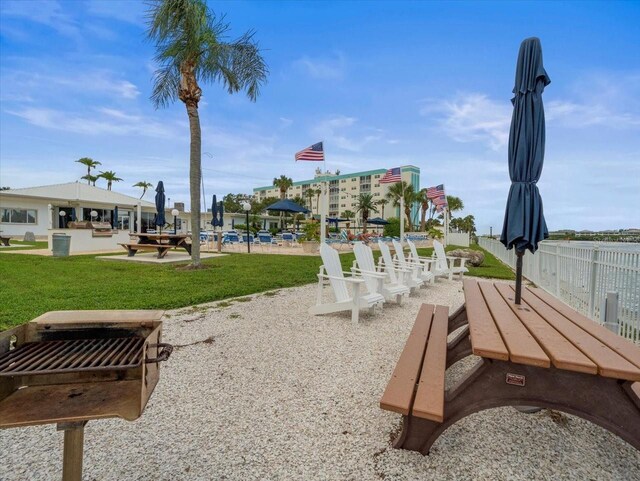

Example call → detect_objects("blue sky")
1 0 638 233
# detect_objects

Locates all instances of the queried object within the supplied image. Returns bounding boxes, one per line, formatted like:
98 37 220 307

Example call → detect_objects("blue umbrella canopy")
154 181 166 228
367 217 389 225
218 201 224 228
211 194 218 227
500 37 550 303
265 199 309 214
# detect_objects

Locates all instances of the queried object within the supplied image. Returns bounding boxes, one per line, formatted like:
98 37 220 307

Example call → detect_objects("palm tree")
98 171 123 191
445 195 464 217
273 175 293 199
385 181 416 230
342 209 354 230
304 189 315 211
416 189 431 232
76 157 101 184
314 188 322 214
147 0 268 267
133 181 154 199
376 198 389 219
81 174 99 186
354 193 377 233
273 175 293 227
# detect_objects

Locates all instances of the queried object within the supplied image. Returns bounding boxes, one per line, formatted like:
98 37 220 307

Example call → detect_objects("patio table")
383 278 640 454
120 233 192 259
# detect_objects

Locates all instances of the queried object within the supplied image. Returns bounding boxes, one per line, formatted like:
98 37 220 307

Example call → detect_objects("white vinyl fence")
478 237 640 343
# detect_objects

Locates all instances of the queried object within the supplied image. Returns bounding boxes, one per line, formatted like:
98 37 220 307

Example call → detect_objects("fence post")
587 246 599 318
601 292 619 334
554 244 560 296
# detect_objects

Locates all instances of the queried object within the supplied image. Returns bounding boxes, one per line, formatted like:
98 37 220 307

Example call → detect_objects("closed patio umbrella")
218 201 224 229
211 195 218 228
154 181 166 233
500 37 550 304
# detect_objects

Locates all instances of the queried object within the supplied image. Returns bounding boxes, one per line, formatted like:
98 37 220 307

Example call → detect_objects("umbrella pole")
515 250 524 304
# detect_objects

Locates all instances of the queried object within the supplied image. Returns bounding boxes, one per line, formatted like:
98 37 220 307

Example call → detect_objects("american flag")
426 184 445 199
295 142 324 161
379 167 402 184
433 195 448 206
436 203 446 213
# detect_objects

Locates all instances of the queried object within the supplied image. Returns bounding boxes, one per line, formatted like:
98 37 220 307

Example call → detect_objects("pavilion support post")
515 250 524 304
57 421 87 481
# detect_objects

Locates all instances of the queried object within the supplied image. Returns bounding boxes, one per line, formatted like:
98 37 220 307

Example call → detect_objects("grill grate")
0 338 144 376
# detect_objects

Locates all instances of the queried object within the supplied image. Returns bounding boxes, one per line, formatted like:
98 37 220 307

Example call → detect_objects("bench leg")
447 305 467 334
127 248 137 257
393 358 640 454
446 325 471 368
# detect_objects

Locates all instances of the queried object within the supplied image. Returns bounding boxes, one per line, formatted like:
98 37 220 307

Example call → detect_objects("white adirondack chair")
377 240 423 291
351 242 410 304
309 243 385 325
406 239 439 284
432 240 469 280
392 239 435 285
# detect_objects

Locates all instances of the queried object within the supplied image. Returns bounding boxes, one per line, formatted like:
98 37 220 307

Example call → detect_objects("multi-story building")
253 165 421 222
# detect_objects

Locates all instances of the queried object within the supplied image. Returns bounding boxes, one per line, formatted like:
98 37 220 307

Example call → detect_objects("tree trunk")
186 102 202 266
420 204 427 231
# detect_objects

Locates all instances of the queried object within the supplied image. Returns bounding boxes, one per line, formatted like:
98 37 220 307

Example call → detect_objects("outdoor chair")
281 232 298 247
377 240 423 291
432 240 468 280
351 242 410 304
394 239 436 285
309 243 384 325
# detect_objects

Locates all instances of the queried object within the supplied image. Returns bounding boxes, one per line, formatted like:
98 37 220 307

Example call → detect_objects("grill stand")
57 421 87 481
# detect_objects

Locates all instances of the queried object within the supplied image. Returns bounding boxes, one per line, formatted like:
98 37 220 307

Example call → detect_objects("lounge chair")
309 243 385 325
352 242 410 304
281 232 298 247
378 240 423 291
432 240 468 280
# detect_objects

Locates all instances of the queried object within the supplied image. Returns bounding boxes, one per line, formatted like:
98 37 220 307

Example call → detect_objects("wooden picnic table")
381 278 640 454
120 233 192 259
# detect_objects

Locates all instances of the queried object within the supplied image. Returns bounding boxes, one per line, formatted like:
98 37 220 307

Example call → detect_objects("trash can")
51 233 71 257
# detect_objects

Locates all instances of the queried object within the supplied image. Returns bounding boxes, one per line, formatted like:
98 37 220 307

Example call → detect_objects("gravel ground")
1 278 638 480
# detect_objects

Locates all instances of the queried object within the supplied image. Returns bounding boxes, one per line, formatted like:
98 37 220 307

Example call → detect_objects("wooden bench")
381 281 640 455
119 243 173 259
0 236 11 247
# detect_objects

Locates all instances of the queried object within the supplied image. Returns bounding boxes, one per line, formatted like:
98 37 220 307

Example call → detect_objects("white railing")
478 237 640 343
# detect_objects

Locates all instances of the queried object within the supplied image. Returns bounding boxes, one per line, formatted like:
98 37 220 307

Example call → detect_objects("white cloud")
293 52 346 80
0 0 79 38
311 116 384 152
422 72 640 151
6 107 183 139
421 93 511 151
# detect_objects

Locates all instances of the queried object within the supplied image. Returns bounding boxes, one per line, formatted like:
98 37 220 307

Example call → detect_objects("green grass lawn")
0 244 513 330
0 240 48 251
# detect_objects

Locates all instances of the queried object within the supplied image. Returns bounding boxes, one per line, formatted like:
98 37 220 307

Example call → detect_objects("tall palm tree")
416 189 431 232
273 175 293 227
446 195 464 217
342 209 354 230
354 193 377 233
376 198 389 219
133 181 154 199
76 157 101 184
147 0 268 267
304 189 315 211
98 171 123 191
273 175 293 199
314 188 322 214
385 181 416 230
81 174 99 186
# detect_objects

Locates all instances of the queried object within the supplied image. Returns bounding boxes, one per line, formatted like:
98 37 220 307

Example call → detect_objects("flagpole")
320 143 327 244
399 166 405 243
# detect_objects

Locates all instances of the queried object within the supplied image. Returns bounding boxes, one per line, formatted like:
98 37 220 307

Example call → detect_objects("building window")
341 204 346 208
1 208 37 224
374 174 380 179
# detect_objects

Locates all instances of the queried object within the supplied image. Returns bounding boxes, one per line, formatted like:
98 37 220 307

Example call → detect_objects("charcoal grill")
0 310 170 481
